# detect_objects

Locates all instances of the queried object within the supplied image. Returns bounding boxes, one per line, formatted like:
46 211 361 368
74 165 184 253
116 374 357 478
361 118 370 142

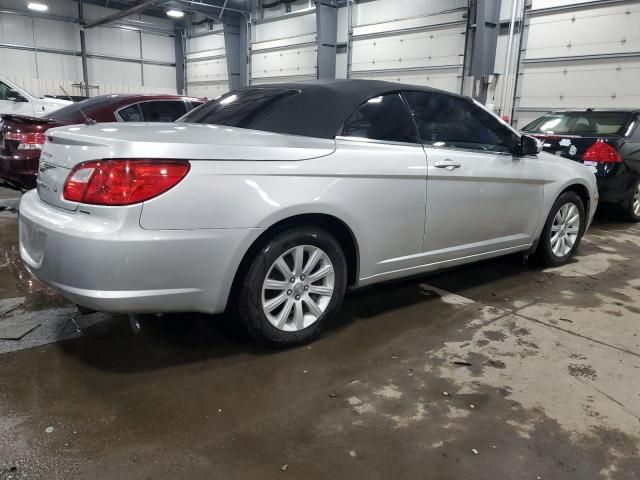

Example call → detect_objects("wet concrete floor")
0 209 639 479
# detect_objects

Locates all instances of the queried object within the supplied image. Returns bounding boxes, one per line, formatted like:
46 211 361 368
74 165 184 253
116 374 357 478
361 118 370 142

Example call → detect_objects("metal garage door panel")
188 33 225 54
351 25 465 73
526 4 640 60
187 83 229 99
253 14 316 43
532 0 602 9
519 57 640 109
187 59 228 83
251 45 317 80
351 67 461 93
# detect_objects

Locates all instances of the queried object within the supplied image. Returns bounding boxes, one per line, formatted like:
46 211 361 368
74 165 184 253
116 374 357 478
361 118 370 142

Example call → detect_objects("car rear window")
179 88 299 128
522 112 632 136
48 96 115 123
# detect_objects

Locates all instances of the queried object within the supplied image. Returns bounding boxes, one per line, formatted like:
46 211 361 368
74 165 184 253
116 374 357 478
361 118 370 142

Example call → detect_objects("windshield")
522 112 632 136
179 88 299 128
48 96 115 123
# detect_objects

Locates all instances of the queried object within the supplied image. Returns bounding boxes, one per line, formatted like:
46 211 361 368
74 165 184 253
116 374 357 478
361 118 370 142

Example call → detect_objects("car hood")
44 122 336 168
42 98 73 107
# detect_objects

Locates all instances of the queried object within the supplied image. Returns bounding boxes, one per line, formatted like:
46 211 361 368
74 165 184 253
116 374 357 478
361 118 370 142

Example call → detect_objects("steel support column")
175 29 185 94
223 15 243 90
78 0 90 97
470 0 501 103
315 0 338 80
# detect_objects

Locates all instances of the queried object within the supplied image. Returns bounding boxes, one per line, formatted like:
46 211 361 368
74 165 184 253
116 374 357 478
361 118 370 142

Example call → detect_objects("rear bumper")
19 190 261 314
596 169 638 205
0 153 38 189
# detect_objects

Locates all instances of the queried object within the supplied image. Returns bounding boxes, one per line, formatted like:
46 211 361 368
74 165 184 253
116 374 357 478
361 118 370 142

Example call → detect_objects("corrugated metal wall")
514 0 640 128
0 0 177 97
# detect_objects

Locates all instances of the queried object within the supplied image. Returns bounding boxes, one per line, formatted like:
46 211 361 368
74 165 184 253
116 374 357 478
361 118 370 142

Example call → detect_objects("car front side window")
404 91 519 153
341 93 418 144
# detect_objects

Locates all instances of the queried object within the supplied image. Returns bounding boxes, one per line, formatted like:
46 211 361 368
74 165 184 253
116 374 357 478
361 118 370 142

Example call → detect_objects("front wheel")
237 226 347 346
536 191 586 267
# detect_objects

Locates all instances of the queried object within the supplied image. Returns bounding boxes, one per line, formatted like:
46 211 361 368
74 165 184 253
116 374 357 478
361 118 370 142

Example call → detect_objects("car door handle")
434 159 462 170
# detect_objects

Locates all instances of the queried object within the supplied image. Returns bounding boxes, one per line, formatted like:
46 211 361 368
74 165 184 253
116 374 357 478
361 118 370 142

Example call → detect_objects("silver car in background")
19 80 598 346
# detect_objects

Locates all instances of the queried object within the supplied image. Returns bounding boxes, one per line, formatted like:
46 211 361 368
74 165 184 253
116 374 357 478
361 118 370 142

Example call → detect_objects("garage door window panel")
341 93 418 144
405 91 518 154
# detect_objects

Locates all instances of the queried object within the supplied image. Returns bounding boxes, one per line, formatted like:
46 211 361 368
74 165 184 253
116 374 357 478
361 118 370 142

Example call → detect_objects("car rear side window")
404 91 518 153
341 93 418 144
179 88 299 128
140 100 188 122
522 112 632 136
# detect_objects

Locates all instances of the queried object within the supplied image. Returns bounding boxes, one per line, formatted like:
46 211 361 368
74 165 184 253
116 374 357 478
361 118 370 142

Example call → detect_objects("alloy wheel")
261 245 335 332
550 202 581 257
633 184 640 218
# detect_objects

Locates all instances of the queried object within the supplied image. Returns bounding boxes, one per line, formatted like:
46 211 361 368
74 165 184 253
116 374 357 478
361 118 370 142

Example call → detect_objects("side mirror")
7 90 27 102
518 135 542 156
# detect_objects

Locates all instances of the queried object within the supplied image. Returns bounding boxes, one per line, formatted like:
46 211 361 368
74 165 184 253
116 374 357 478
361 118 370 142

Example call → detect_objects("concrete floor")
0 205 639 479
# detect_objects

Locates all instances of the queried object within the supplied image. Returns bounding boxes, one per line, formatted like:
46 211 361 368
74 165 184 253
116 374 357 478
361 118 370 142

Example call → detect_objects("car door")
0 80 34 116
336 92 428 279
404 90 546 264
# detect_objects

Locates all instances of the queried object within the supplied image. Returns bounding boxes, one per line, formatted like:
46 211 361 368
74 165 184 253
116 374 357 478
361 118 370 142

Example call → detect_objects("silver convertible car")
19 80 598 345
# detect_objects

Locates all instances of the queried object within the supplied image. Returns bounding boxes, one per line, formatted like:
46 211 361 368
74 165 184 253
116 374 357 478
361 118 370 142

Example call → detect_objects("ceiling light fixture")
166 9 184 18
27 2 48 11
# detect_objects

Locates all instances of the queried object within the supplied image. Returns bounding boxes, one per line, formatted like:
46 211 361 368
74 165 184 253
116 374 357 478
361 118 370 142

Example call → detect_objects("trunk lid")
35 122 336 211
0 114 60 156
528 133 621 176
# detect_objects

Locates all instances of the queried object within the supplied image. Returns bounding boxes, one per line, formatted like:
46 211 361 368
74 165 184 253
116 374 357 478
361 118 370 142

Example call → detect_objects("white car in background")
0 75 72 117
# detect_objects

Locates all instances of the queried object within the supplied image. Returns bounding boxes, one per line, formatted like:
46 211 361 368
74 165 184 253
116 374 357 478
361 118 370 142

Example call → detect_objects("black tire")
536 191 586 267
237 226 347 347
621 178 640 223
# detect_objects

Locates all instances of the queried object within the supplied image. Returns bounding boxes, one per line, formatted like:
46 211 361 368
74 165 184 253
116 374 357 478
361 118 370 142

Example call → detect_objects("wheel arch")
559 182 591 218
229 213 361 304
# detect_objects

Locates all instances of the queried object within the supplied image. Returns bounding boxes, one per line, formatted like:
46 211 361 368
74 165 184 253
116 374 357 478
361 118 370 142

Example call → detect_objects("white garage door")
349 0 468 94
515 0 640 128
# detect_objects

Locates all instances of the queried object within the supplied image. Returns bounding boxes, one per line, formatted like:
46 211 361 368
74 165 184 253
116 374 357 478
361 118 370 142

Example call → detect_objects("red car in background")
0 94 204 190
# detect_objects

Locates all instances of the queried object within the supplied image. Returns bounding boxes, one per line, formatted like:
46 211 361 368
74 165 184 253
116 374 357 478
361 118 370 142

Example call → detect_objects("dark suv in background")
0 94 204 190
522 109 640 222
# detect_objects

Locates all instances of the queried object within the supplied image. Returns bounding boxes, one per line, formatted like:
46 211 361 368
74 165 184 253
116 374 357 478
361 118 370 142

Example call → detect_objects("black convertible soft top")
246 79 463 139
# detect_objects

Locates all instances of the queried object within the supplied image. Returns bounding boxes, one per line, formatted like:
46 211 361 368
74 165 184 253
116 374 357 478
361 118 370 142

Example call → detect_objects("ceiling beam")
84 0 169 29
218 0 230 18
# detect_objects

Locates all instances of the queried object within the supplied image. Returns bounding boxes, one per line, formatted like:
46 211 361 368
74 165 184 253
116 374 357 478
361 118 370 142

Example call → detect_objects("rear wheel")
536 191 586 267
237 227 347 346
622 179 640 222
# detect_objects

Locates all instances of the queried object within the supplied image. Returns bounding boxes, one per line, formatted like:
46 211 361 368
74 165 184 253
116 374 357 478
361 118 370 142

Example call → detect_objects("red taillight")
582 140 622 163
63 159 190 206
6 132 46 150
